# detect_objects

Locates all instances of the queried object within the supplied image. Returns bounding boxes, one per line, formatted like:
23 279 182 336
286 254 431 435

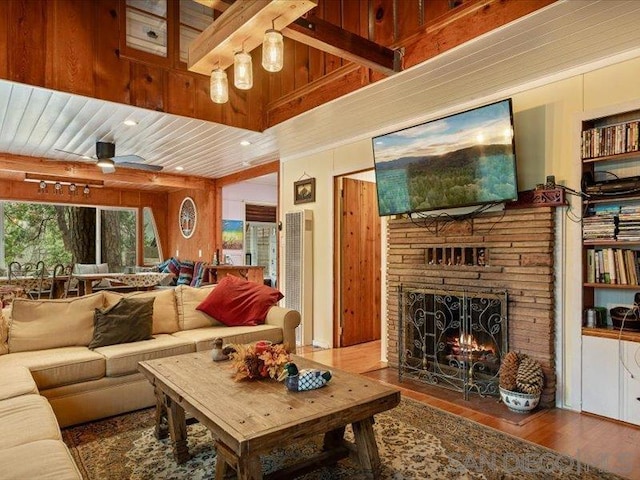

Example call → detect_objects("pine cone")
499 351 520 391
516 356 544 395
244 354 262 379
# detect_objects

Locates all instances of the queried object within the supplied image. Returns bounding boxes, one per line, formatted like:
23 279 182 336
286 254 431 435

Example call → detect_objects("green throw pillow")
88 297 154 349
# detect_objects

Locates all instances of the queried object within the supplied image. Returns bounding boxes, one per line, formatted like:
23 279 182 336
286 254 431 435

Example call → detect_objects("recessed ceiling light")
240 140 251 146
175 166 184 171
123 119 138 126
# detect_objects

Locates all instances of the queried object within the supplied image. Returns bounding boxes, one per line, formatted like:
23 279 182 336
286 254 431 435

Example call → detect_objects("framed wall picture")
179 197 197 239
294 177 316 204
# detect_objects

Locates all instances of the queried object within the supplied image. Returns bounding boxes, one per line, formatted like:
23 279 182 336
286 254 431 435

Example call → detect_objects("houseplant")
498 351 544 413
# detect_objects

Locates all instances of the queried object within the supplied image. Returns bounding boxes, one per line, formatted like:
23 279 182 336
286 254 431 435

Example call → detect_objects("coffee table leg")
237 455 262 480
154 387 168 440
166 397 191 464
323 426 346 450
352 417 381 479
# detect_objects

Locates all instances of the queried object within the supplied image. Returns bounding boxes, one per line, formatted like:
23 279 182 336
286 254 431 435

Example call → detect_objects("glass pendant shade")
234 50 253 90
262 29 284 72
210 68 228 104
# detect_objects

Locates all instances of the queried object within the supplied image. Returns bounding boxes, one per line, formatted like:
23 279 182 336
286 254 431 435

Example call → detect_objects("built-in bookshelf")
580 105 640 427
582 109 640 268
581 106 640 311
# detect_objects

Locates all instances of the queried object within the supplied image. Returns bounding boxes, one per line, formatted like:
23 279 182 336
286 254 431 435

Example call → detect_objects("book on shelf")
582 120 640 159
586 247 640 285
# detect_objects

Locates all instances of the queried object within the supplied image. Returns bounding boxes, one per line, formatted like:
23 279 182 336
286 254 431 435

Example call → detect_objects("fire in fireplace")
398 286 508 399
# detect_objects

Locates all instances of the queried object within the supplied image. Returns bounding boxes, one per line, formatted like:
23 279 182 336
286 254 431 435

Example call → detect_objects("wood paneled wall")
167 185 216 263
0 177 169 265
0 0 554 132
386 207 557 407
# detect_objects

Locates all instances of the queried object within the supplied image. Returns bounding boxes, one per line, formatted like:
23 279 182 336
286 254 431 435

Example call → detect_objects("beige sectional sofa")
0 284 300 480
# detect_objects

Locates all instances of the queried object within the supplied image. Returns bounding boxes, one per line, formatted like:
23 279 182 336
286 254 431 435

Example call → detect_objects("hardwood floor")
297 340 640 480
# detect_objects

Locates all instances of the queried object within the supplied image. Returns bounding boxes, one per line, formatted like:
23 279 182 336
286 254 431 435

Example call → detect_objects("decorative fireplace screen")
398 285 508 399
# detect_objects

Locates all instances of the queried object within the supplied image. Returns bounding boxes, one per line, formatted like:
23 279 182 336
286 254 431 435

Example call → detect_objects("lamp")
96 157 115 168
210 67 229 104
83 185 91 197
262 19 284 72
233 50 253 90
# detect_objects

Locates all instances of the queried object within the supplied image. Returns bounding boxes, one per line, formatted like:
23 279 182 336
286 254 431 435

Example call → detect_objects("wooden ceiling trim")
402 0 557 70
216 160 279 187
266 63 366 128
0 154 209 191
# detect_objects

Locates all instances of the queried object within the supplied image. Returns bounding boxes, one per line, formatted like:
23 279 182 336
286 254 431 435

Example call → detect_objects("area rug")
62 398 625 480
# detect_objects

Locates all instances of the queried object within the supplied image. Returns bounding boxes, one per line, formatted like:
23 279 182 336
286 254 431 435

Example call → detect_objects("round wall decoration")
179 196 197 239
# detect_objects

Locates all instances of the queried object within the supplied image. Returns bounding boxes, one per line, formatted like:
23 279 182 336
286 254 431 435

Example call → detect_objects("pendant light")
210 67 228 104
262 19 283 73
234 50 253 90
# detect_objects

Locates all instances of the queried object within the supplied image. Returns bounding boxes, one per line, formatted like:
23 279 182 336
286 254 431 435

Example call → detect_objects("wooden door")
339 178 381 347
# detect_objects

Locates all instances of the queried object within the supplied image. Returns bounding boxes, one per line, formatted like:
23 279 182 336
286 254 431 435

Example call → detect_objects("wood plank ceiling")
1 0 640 189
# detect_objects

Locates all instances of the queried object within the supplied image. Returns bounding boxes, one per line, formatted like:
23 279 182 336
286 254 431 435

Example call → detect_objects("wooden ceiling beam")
188 0 318 75
284 16 402 76
0 154 209 191
190 0 400 76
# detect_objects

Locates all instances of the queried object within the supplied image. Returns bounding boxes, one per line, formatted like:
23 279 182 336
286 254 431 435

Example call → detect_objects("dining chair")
8 261 46 299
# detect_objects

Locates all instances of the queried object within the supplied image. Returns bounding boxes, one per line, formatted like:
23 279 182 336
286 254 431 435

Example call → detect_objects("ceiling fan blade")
113 154 145 163
117 162 164 172
54 148 94 160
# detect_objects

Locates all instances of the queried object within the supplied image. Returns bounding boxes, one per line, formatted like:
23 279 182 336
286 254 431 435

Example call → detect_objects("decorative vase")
499 387 540 413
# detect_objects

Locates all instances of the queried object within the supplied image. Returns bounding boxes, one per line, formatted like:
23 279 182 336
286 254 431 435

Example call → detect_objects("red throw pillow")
196 275 283 326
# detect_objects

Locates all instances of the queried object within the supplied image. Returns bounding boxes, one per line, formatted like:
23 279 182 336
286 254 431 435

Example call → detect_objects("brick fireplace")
386 206 556 407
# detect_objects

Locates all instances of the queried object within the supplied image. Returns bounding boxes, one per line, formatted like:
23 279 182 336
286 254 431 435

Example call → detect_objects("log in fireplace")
398 285 508 399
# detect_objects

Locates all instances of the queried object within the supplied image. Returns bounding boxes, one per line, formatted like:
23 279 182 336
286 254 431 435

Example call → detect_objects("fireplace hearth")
398 285 508 399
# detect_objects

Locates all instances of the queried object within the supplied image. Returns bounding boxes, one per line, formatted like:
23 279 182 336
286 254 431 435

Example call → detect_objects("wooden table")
73 272 173 295
138 352 400 479
203 265 264 285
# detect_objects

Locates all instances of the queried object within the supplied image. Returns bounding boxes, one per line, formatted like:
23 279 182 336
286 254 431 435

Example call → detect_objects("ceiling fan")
55 141 163 173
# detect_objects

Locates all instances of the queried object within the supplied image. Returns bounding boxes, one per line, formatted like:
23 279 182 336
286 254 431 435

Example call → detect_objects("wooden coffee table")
138 352 400 480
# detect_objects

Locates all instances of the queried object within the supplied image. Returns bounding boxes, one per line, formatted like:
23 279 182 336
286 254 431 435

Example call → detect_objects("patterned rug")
62 398 625 480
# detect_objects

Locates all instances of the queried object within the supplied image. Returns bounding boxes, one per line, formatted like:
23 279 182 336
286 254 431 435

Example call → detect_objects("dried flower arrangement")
229 341 291 381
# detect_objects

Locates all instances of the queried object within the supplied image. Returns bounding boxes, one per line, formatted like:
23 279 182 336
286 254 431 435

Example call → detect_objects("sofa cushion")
171 324 283 352
103 288 179 335
8 293 105 352
0 365 38 400
0 394 61 449
0 439 82 480
196 275 283 326
176 260 194 286
89 297 154 349
74 262 111 288
175 284 221 330
94 334 195 376
0 347 105 390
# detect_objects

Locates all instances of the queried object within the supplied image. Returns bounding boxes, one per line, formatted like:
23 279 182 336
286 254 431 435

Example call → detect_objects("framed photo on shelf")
294 177 316 204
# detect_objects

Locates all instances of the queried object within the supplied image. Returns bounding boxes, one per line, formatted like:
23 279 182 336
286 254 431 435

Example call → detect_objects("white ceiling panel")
1 0 640 184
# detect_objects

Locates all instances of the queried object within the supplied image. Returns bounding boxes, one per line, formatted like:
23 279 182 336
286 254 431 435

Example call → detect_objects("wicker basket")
499 387 540 413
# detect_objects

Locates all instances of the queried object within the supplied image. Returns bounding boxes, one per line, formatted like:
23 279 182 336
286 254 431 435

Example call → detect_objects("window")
100 208 137 272
143 207 162 265
0 202 160 273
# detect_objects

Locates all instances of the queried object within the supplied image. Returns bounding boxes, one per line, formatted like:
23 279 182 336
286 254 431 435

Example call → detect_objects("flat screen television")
372 98 518 216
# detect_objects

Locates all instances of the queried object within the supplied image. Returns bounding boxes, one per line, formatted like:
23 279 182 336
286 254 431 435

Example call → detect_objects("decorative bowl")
499 387 540 413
